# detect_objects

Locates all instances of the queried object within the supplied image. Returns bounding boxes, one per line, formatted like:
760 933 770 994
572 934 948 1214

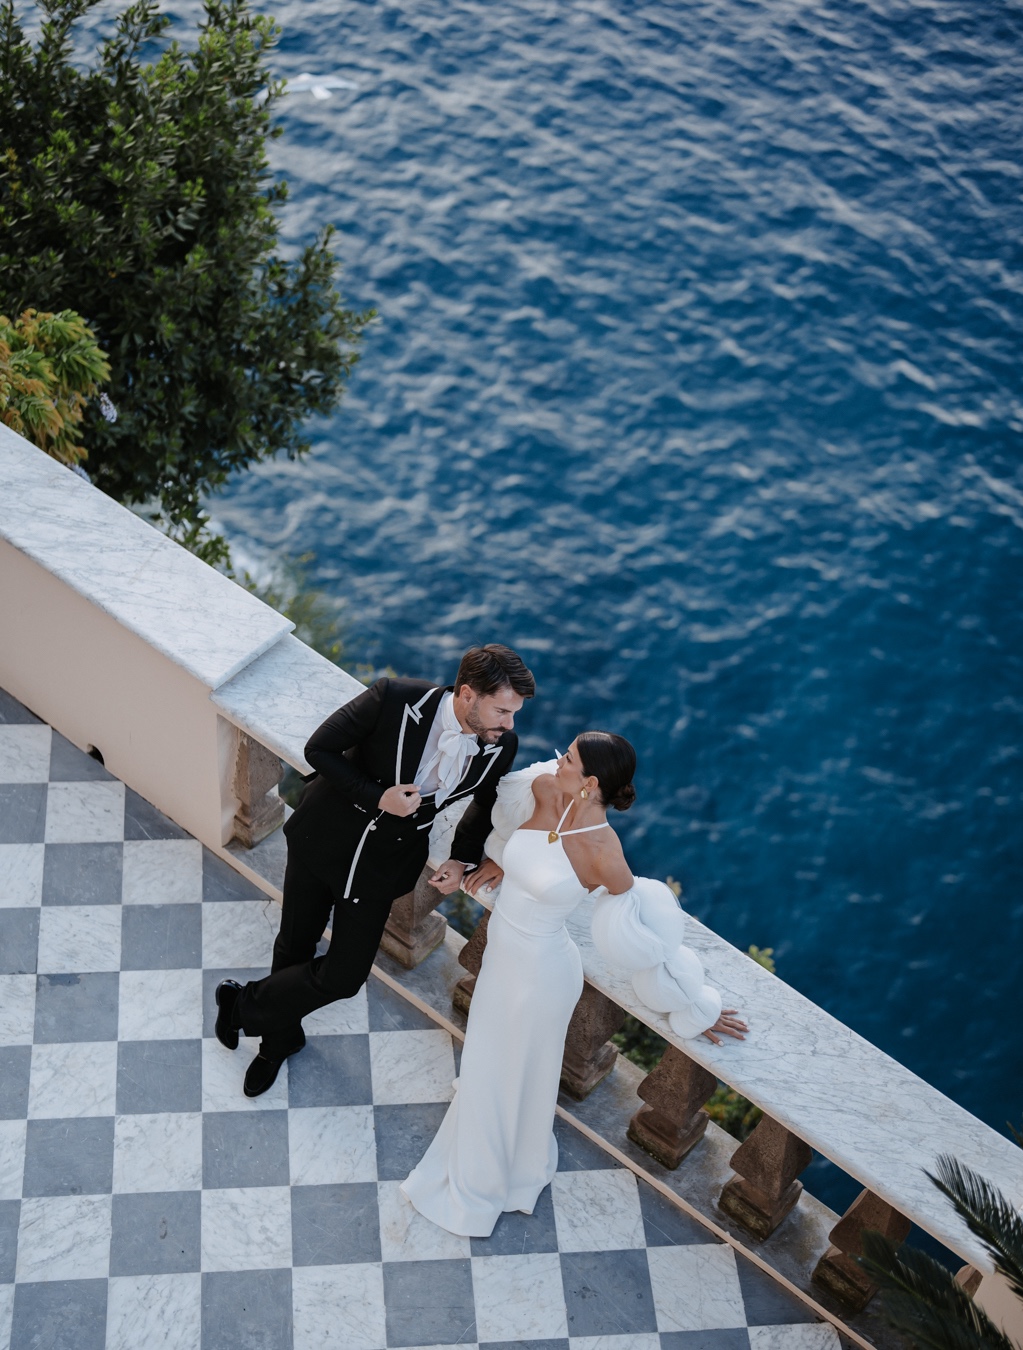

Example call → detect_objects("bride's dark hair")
576 732 637 811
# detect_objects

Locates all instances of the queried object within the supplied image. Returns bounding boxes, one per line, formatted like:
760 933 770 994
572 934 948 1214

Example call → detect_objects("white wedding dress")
401 762 723 1238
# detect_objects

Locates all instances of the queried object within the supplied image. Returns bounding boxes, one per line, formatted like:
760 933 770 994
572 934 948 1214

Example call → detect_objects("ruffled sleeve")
590 877 722 1040
483 759 558 866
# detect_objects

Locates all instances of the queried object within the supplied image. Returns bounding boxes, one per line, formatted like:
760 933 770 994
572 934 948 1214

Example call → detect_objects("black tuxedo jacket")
283 677 517 908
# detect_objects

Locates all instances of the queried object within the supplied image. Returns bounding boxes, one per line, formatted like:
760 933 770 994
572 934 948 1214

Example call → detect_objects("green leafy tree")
0 0 372 559
0 306 111 463
861 1155 1023 1349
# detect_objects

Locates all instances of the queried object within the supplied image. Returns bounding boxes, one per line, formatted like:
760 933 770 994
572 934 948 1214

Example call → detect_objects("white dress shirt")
414 692 480 806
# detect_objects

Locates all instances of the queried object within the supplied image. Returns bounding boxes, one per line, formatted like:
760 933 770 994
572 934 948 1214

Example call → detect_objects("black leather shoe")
214 980 243 1051
243 1030 306 1098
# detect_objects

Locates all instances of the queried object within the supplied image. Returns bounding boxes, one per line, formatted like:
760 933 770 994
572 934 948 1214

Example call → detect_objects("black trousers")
235 851 398 1058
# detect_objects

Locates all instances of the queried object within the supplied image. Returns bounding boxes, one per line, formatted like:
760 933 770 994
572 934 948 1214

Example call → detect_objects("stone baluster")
718 1114 812 1239
560 987 626 1100
452 909 491 1014
956 1265 983 1296
628 1046 718 1169
231 732 284 847
380 864 448 969
812 1188 912 1310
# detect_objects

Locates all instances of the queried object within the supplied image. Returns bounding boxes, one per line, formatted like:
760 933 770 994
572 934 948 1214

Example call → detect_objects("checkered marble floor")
0 686 844 1350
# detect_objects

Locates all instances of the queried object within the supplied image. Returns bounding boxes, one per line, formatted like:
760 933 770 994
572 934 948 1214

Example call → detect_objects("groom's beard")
463 699 504 744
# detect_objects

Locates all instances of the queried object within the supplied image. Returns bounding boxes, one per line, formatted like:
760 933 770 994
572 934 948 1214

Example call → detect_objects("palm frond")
860 1231 1016 1350
929 1155 1023 1304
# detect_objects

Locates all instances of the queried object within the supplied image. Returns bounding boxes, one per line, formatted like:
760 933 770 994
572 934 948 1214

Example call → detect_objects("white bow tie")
428 697 479 806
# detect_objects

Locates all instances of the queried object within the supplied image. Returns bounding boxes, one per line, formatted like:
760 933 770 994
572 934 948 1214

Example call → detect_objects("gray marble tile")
0 1045 31 1118
37 904 120 973
0 689 41 725
22 1117 115 1197
560 1250 658 1337
202 847 267 902
34 971 119 1043
0 725 51 783
15 1194 111 1281
638 1184 719 1248
292 1262 385 1350
122 840 203 906
41 842 122 905
116 1039 202 1114
0 1198 18 1281
470 1183 559 1257
480 1342 569 1350
202 1110 290 1189
368 975 438 1031
288 1033 373 1108
201 967 270 1039
746 1327 839 1349
28 1040 118 1118
117 968 203 1041
9 1277 108 1350
123 788 189 841
0 785 47 844
110 1191 201 1275
106 1273 201 1350
47 731 114 782
472 1252 569 1342
0 843 44 907
0 909 38 973
383 1257 476 1347
201 1268 293 1350
646 1247 746 1334
659 1333 752 1349
113 1112 203 1194
374 1102 450 1181
44 780 124 843
735 1257 818 1326
121 903 202 969
200 1186 292 1272
553 1115 623 1172
291 1181 381 1266
288 1104 377 1186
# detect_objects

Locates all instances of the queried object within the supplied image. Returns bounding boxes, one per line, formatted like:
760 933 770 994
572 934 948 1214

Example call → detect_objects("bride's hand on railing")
463 859 505 898
702 1009 748 1045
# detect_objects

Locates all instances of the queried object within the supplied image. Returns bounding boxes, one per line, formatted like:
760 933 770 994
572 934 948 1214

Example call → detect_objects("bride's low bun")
577 731 637 813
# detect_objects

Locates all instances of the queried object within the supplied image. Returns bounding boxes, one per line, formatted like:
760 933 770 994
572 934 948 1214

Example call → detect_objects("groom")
215 643 535 1095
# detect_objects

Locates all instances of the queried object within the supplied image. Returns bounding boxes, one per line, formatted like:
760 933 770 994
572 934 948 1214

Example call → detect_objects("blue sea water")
69 0 1023 1207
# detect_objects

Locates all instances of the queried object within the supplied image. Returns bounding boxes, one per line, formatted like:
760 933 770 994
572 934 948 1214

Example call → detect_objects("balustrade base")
452 973 476 1016
719 1175 803 1241
231 798 285 849
627 1102 710 1169
380 908 448 969
812 1245 876 1311
560 1040 618 1100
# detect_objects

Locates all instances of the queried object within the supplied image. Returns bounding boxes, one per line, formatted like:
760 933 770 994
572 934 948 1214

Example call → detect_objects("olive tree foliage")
0 0 371 560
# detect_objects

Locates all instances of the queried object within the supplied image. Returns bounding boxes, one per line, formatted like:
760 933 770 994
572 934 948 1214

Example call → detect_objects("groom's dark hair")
455 644 536 699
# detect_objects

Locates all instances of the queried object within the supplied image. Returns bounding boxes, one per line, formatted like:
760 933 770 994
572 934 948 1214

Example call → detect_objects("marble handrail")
0 426 292 689
465 884 1020 1276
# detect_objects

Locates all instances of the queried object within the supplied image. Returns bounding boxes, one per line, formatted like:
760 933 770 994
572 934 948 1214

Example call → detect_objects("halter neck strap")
554 801 611 836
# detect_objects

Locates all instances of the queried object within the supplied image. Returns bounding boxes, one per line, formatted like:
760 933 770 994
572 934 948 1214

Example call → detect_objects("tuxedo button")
352 898 359 905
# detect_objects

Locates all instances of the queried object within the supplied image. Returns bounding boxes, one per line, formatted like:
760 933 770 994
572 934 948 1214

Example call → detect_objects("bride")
400 731 747 1238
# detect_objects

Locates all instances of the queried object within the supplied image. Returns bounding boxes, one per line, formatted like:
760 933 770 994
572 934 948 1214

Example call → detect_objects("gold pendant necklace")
548 830 559 844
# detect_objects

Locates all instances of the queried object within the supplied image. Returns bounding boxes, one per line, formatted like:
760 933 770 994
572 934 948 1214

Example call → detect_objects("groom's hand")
428 860 467 895
378 784 422 817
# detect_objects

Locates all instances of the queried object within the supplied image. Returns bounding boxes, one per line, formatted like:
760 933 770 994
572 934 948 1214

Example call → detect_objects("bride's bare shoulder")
530 773 558 800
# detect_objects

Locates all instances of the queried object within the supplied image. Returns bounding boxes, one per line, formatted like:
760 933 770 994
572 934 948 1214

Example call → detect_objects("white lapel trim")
447 742 502 802
395 687 439 784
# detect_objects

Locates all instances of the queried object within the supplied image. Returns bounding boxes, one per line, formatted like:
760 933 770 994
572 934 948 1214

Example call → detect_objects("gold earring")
580 788 588 799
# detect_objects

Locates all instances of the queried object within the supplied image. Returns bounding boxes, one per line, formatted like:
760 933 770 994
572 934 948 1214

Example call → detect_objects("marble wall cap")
212 633 366 772
0 426 293 689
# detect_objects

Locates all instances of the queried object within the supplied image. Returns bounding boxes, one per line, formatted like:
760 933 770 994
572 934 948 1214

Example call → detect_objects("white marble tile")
472 1252 568 1341
107 1273 201 1350
0 1120 26 1199
44 780 125 843
647 1244 746 1332
748 1325 841 1350
551 1169 645 1252
0 974 36 1044
304 984 369 1035
201 1036 289 1112
0 428 292 690
36 904 121 973
118 968 203 1040
369 1029 456 1105
121 840 202 905
289 1104 377 1185
16 1194 111 1281
202 899 280 967
0 724 51 782
113 1112 203 1194
28 1040 118 1118
0 843 44 906
201 1186 291 1272
0 1285 13 1350
292 1263 387 1350
568 1337 661 1350
378 1180 470 1262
